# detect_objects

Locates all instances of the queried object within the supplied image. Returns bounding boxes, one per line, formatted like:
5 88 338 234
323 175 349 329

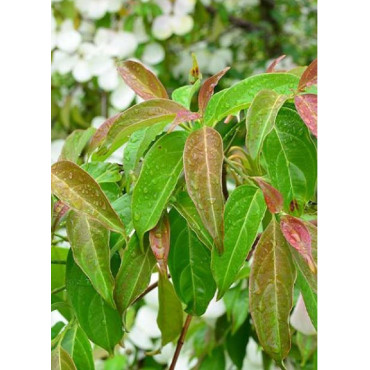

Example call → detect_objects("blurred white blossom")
290 294 316 335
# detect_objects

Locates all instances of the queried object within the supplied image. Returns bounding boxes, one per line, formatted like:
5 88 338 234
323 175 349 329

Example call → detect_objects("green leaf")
51 322 65 340
212 185 266 298
81 162 121 183
51 246 68 292
296 332 317 366
51 346 77 370
171 80 201 109
262 108 317 216
249 217 296 363
59 127 96 163
114 233 156 314
66 251 123 353
51 161 125 234
171 190 214 250
104 355 127 370
204 73 299 126
157 273 184 346
100 182 121 203
94 100 186 160
111 193 134 235
61 325 95 370
168 209 216 316
132 131 187 247
66 210 115 307
117 60 168 100
184 127 224 253
226 317 250 369
245 89 287 166
199 346 225 370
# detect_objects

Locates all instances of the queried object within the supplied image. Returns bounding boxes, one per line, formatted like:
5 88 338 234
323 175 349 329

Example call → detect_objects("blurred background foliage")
51 0 317 142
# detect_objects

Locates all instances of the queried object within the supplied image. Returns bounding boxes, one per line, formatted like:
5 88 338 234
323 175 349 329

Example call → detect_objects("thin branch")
169 314 193 370
51 260 66 265
51 285 66 295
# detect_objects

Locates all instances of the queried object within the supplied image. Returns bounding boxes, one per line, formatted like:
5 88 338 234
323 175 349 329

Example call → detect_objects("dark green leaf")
296 332 317 366
199 346 225 370
51 346 77 370
132 131 187 247
226 318 250 369
100 182 121 203
111 193 134 235
168 209 216 316
81 162 121 183
212 185 266 298
51 246 68 292
51 322 65 340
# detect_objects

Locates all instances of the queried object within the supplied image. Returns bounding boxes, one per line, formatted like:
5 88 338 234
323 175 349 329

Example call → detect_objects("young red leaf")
168 110 201 132
51 200 70 233
295 94 317 137
298 59 317 91
254 178 283 214
149 213 170 274
198 67 230 114
266 55 286 73
280 215 316 273
117 60 168 100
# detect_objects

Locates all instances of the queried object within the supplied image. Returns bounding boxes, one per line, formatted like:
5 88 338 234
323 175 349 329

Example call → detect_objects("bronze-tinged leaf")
266 55 286 73
51 200 69 233
184 127 224 253
149 213 170 273
298 59 317 91
51 346 77 370
168 110 201 132
117 60 168 100
254 178 283 214
294 94 317 137
249 217 296 364
280 215 316 273
51 161 125 234
198 67 230 114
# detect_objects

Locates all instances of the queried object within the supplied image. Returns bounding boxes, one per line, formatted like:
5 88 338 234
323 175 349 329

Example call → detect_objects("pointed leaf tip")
298 59 317 91
254 178 283 214
266 55 286 73
294 94 317 137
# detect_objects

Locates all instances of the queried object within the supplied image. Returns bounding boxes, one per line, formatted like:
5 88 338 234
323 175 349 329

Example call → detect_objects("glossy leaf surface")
184 127 224 252
149 213 170 273
249 218 296 363
51 346 77 370
212 185 266 298
245 89 286 164
172 79 201 109
204 73 299 126
81 162 121 183
95 99 186 160
117 60 168 100
66 210 115 307
132 131 187 246
66 252 123 353
51 161 125 234
157 273 183 346
111 193 134 235
298 59 317 91
114 234 156 314
61 325 94 370
168 210 216 316
171 190 214 250
262 108 317 215
254 178 283 214
294 94 317 137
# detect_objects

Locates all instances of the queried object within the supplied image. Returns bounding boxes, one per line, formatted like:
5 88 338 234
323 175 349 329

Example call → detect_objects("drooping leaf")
249 217 296 363
254 178 284 214
172 79 201 109
157 273 183 346
94 100 187 160
168 209 216 316
204 73 300 126
66 251 123 353
114 233 156 314
51 161 125 234
298 59 317 91
294 94 317 137
212 185 266 298
198 67 230 114
171 190 214 250
199 346 225 370
149 213 170 273
61 325 95 370
184 127 224 252
132 131 187 247
59 128 96 164
117 60 168 100
52 200 70 233
100 182 121 203
262 108 317 216
51 346 77 370
245 89 287 165
266 55 286 73
66 210 115 307
280 215 316 273
81 162 121 183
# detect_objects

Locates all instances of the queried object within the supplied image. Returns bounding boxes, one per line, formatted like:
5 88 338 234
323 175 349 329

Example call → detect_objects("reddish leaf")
149 213 170 274
117 60 168 100
254 178 283 214
198 67 230 114
266 55 286 73
295 94 317 137
280 215 316 273
168 110 201 132
51 200 70 233
298 59 317 91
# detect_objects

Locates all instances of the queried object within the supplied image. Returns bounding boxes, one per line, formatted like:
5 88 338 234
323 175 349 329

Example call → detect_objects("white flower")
290 294 316 335
91 116 106 129
203 297 226 320
171 15 194 36
135 306 161 338
153 343 175 364
110 82 136 110
242 339 263 369
72 59 92 82
127 326 153 350
142 43 165 65
52 50 79 74
98 67 119 91
152 15 174 40
174 0 196 15
133 17 150 43
75 0 108 20
56 20 82 53
51 140 65 164
155 0 172 14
